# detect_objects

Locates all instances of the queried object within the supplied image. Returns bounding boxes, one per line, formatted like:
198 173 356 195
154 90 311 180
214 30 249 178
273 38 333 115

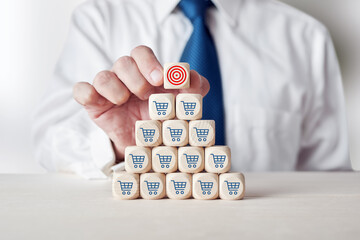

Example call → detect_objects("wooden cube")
112 172 139 200
125 146 152 173
219 173 245 200
152 146 177 173
162 120 188 146
176 93 202 120
189 120 215 147
205 146 231 173
140 173 166 200
164 63 190 89
149 93 175 120
192 173 219 200
135 120 162 147
166 173 192 200
178 146 204 173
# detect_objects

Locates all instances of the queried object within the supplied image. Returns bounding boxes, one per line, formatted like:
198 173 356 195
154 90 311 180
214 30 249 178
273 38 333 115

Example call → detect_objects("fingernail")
150 69 163 84
196 71 201 79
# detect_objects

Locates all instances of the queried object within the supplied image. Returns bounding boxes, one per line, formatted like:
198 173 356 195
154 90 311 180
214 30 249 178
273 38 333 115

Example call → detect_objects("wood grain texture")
125 146 152 173
135 120 162 147
149 93 175 120
205 146 231 173
164 62 190 89
166 173 192 200
112 172 139 200
140 173 166 200
219 172 245 200
162 120 189 146
192 173 219 200
176 93 202 120
152 146 178 173
178 146 205 173
189 120 215 147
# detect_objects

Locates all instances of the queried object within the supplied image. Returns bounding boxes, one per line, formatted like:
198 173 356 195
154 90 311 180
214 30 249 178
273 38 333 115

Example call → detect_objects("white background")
0 0 359 173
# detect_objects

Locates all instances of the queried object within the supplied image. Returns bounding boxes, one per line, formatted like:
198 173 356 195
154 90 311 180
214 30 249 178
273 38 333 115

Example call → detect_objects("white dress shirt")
33 0 351 179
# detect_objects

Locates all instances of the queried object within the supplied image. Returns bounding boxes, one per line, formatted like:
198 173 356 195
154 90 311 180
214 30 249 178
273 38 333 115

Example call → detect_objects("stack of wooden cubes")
113 63 245 200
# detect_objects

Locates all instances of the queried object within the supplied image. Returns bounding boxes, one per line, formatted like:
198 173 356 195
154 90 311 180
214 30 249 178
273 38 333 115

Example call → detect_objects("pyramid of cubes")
112 63 245 200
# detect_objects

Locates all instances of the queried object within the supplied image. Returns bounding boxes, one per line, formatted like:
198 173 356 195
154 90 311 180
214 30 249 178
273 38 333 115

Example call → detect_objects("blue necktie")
179 0 225 145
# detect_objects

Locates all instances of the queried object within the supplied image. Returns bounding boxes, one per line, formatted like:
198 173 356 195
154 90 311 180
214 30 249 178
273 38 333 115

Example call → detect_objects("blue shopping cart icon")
224 181 240 195
117 181 133 195
183 153 199 168
156 154 172 168
153 101 168 115
198 180 213 195
211 153 226 168
129 154 145 168
167 127 183 142
144 180 160 195
140 127 155 142
181 101 196 115
171 180 186 194
193 127 209 142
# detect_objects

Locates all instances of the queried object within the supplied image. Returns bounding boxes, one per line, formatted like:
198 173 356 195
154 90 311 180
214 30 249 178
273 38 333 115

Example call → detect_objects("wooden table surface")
1 172 359 240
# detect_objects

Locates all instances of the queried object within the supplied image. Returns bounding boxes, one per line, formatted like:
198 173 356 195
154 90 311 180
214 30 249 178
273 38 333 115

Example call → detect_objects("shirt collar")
154 0 242 26
154 0 181 23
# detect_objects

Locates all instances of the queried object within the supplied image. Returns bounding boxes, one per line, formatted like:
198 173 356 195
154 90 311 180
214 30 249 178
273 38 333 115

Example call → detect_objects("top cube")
164 63 190 89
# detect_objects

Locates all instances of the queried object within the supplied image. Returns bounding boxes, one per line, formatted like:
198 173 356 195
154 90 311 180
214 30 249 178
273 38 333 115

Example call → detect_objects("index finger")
131 45 163 87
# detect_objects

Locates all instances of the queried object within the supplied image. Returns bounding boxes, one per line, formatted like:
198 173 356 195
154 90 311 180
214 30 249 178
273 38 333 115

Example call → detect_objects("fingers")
178 70 210 97
112 56 155 100
93 70 131 105
73 82 113 119
131 45 163 86
76 45 208 119
73 82 104 106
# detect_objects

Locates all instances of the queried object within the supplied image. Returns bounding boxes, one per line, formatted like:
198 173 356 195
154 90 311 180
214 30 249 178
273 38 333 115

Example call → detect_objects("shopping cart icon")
140 128 155 142
183 153 199 168
144 180 160 195
211 153 226 168
167 127 183 142
181 101 196 115
171 180 186 194
193 127 209 142
129 154 145 168
224 181 240 195
156 154 172 168
198 180 213 195
153 101 168 115
117 181 133 195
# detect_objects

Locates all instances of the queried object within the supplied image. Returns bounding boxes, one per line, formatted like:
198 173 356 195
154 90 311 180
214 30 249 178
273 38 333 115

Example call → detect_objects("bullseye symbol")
167 65 187 86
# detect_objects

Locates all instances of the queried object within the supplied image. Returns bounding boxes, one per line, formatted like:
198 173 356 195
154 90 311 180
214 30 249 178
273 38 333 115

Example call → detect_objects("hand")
73 46 210 161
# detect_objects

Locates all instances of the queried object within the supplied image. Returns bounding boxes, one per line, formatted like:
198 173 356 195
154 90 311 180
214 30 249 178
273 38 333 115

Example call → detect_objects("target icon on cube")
168 65 187 85
164 63 190 89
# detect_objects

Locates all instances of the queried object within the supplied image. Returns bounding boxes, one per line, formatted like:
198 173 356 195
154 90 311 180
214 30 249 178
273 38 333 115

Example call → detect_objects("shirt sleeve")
297 27 351 171
32 3 116 179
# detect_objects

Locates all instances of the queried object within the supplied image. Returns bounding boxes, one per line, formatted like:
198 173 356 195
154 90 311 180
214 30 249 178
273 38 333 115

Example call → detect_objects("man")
33 0 351 179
